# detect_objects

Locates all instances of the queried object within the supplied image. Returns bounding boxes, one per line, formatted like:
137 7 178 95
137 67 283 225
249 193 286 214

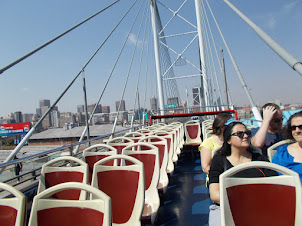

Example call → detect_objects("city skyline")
0 97 153 123
1 96 301 120
1 1 301 117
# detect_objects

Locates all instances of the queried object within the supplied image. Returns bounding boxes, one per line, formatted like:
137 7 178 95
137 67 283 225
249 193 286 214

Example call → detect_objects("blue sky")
0 0 301 118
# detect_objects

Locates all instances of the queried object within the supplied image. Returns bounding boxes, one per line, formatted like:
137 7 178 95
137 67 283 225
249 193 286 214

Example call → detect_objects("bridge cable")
130 5 150 128
73 0 140 154
205 0 262 123
110 0 146 135
0 0 120 75
201 0 227 108
202 5 222 110
155 5 180 105
3 0 135 165
142 17 152 122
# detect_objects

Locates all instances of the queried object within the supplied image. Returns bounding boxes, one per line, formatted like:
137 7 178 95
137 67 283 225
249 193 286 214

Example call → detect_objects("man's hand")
262 106 276 123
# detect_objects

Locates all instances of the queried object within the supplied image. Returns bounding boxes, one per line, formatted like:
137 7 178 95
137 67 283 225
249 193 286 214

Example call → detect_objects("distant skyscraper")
50 110 60 128
76 113 86 126
87 104 101 114
23 113 33 123
192 86 201 106
77 105 84 113
150 96 158 111
14 111 23 123
167 97 179 107
115 100 126 111
41 106 51 129
36 108 42 117
39 99 50 108
102 106 110 113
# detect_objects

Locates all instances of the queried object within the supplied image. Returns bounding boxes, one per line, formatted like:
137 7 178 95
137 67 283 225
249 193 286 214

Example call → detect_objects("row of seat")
0 180 112 226
5 157 302 226
201 119 214 140
0 120 205 226
1 122 185 225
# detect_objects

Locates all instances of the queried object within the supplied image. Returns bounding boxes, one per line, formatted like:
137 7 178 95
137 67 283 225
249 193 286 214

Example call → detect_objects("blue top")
250 127 283 148
272 144 302 183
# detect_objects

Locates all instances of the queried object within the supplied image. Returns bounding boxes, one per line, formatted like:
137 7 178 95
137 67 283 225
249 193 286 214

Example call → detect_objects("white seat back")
38 156 89 200
122 142 160 224
91 155 144 226
29 182 111 226
220 161 302 226
83 144 117 184
139 136 169 192
185 120 202 145
267 139 295 162
0 182 26 226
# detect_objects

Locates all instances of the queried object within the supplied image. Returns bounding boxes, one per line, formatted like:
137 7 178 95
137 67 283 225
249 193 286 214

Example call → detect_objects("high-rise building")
102 106 110 113
23 113 34 123
150 96 158 111
115 100 126 111
39 99 50 108
87 104 102 114
41 106 51 129
77 105 84 113
75 113 86 126
59 112 75 128
36 108 42 117
192 86 201 106
50 110 60 128
14 111 23 123
167 97 179 107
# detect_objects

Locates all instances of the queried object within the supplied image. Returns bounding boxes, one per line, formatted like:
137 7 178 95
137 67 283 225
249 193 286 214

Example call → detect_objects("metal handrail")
0 125 142 169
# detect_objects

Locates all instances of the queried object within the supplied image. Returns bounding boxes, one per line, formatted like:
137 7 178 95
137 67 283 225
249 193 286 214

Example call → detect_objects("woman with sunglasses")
199 113 232 174
272 111 302 183
208 121 277 226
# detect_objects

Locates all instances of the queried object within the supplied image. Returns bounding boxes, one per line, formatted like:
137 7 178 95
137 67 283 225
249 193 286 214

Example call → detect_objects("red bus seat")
122 143 160 224
220 161 302 226
0 182 26 226
185 120 202 146
83 144 117 184
28 182 111 226
139 136 169 193
91 155 144 226
37 156 88 200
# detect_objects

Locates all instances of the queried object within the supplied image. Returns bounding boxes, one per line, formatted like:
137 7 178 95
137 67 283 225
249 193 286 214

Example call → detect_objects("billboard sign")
0 122 30 136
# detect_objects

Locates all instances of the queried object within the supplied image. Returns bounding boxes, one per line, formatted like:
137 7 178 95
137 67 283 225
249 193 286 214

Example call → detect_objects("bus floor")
147 147 211 226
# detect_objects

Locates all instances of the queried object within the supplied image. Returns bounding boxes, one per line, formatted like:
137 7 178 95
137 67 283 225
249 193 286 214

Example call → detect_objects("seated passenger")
251 103 284 156
208 121 277 226
199 113 232 174
273 111 302 183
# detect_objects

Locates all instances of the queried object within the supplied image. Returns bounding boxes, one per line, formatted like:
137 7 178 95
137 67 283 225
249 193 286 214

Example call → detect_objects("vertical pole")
186 87 189 113
195 0 209 110
220 49 230 108
198 87 202 111
150 0 165 117
82 70 90 146
130 113 134 132
138 92 141 125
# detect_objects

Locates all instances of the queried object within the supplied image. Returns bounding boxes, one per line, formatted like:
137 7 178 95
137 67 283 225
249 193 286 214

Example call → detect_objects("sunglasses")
291 125 302 131
273 117 284 123
230 130 252 139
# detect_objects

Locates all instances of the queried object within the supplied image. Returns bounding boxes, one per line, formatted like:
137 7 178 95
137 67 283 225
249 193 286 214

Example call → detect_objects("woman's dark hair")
212 113 232 135
215 121 249 156
285 111 302 139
